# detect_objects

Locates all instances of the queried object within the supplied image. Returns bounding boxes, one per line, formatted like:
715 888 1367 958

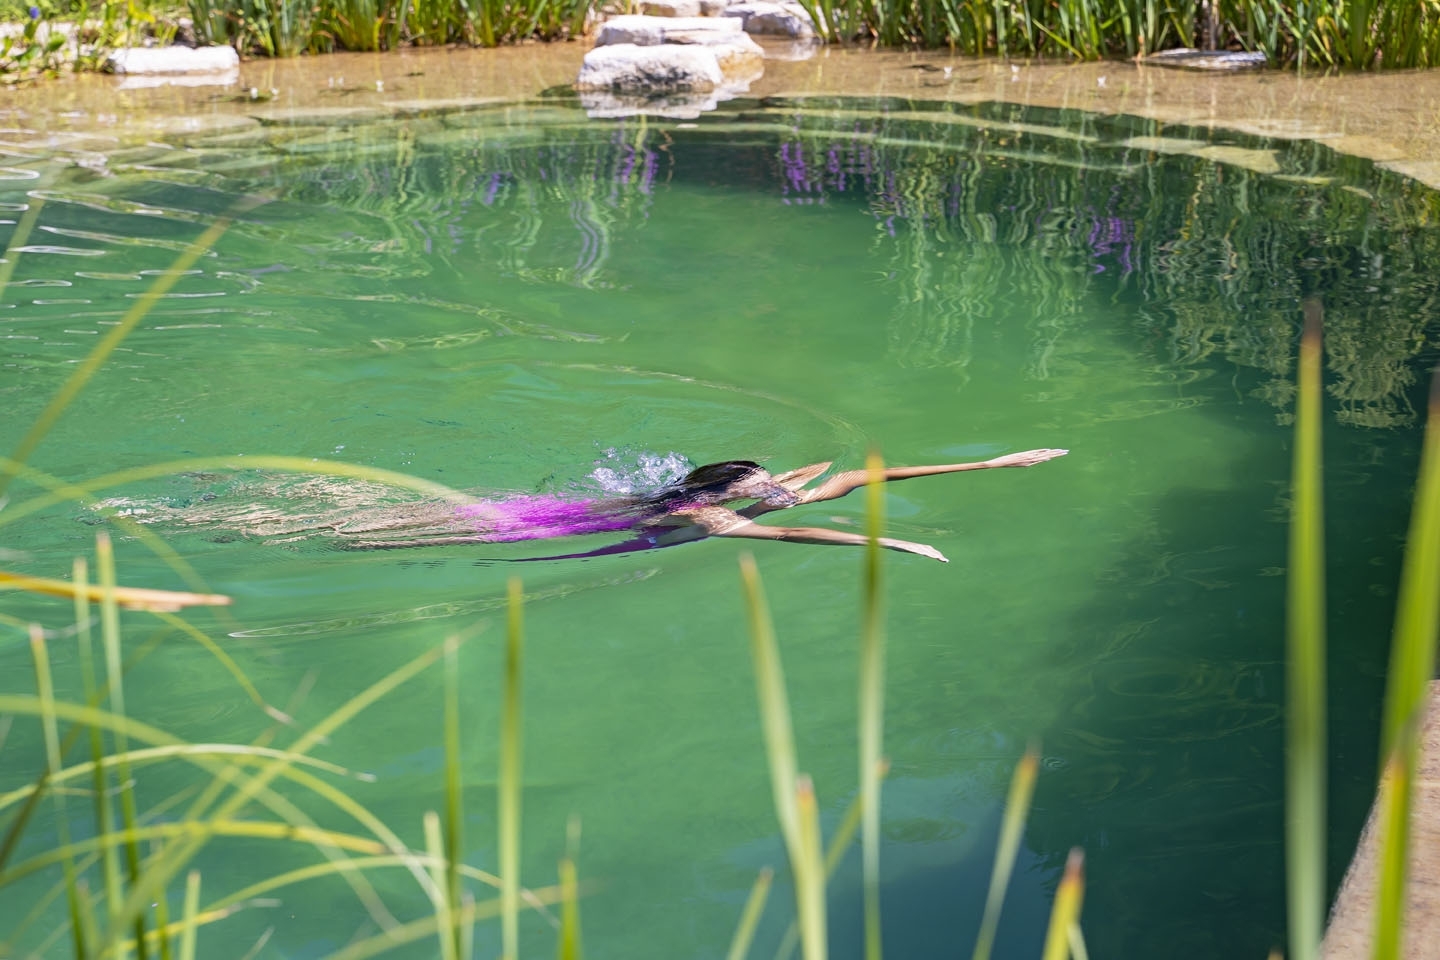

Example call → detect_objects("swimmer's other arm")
709 447 1071 562
681 508 949 562
746 448 1070 517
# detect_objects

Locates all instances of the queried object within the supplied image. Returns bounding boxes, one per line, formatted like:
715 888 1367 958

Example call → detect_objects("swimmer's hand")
986 448 1068 468
884 539 948 563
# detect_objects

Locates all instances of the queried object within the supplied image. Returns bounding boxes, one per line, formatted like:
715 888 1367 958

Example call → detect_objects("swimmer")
345 447 1069 563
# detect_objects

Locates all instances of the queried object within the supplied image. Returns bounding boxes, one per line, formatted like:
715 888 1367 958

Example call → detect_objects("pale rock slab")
722 1 816 38
640 0 702 16
596 14 743 45
105 45 241 75
665 29 764 77
576 43 725 93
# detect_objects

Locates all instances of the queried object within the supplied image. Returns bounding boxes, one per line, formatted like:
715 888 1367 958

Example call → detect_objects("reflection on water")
0 95 1436 960
66 95 1426 432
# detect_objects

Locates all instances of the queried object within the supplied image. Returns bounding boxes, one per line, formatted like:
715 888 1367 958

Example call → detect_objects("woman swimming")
342 447 1069 562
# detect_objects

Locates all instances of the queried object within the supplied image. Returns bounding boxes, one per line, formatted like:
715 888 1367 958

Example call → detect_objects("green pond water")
2 96 1438 959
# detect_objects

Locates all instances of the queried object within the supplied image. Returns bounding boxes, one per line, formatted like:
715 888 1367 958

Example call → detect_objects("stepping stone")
1139 48 1267 71
641 0 702 15
104 45 240 74
722 1 816 38
596 14 743 45
577 43 725 93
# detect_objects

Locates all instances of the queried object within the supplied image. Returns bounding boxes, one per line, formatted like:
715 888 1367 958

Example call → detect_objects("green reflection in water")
0 96 1434 960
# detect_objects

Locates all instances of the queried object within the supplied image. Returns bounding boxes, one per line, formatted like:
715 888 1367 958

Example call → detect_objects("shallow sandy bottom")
1 43 1439 186
3 38 1439 957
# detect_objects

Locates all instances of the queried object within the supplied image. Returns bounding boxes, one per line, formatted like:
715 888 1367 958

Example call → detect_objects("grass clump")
796 0 1440 67
186 0 591 53
5 0 1440 66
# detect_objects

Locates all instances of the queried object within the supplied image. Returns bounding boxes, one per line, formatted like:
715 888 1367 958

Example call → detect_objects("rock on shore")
105 45 241 75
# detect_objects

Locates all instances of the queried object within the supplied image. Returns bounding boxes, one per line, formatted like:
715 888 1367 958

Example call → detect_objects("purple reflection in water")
481 172 503 206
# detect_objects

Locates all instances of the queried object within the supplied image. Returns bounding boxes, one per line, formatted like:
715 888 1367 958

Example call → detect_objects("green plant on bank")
792 0 1440 67
0 1 186 77
5 0 1440 65
0 2 71 76
0 191 1436 959
184 0 589 52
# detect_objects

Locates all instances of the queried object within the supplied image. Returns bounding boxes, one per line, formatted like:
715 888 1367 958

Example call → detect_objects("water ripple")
13 245 108 257
227 567 658 638
38 224 220 253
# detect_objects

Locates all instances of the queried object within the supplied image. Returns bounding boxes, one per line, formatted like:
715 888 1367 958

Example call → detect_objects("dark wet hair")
680 460 766 493
636 460 795 511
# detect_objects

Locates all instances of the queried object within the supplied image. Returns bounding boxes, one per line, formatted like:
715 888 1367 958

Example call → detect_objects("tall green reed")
1286 298 1326 960
735 457 1085 960
858 451 885 960
500 576 525 960
189 0 591 52
798 0 1440 67
1370 330 1440 956
1282 294 1438 958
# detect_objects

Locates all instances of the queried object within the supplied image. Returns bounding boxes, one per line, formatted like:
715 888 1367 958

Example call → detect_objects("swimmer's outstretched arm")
676 507 948 562
744 448 1069 519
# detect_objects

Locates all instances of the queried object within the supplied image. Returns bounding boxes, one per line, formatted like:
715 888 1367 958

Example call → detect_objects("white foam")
588 447 692 495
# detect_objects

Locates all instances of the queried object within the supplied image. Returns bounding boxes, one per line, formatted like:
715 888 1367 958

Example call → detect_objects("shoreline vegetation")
1 0 1439 78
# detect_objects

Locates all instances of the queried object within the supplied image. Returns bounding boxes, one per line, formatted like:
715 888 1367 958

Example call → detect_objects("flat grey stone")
662 29 764 78
641 0 701 15
596 14 742 45
576 43 724 93
722 1 815 38
105 45 240 75
1139 48 1267 71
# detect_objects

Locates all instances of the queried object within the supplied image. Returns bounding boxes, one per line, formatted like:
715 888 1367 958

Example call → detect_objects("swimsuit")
455 495 643 543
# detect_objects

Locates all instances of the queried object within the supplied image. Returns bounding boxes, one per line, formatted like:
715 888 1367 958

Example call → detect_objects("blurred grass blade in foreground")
859 451 885 960
557 815 582 960
772 764 888 960
1373 360 1440 959
739 554 826 960
501 577 525 960
726 867 773 960
0 571 231 612
1287 297 1327 960
443 635 465 960
1039 849 1085 960
738 555 804 867
971 745 1041 960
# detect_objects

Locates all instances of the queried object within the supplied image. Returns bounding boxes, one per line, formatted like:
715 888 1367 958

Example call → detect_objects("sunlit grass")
796 0 1440 66
725 866 773 960
9 0 1429 66
1287 298 1326 960
500 576 525 960
181 0 590 51
971 744 1039 960
859 450 886 960
1039 849 1085 960
1371 338 1440 957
